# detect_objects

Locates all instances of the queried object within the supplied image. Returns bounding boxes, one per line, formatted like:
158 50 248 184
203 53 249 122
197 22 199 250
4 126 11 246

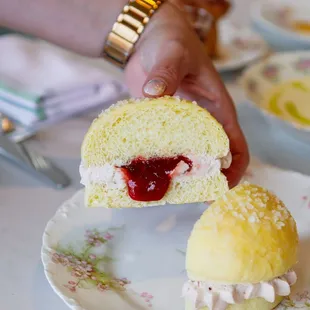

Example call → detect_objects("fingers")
125 30 249 187
221 118 249 188
200 95 249 187
142 41 189 97
180 63 249 187
124 52 147 97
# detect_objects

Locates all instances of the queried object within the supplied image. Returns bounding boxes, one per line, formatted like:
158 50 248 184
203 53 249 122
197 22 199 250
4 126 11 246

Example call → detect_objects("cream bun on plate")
183 183 298 310
80 96 231 208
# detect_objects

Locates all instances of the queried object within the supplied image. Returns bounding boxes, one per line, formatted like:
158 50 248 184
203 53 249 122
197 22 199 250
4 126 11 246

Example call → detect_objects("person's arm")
0 0 128 57
1 0 249 186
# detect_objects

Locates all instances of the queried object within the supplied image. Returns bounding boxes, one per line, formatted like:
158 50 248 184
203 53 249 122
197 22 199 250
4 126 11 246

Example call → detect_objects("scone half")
80 96 231 208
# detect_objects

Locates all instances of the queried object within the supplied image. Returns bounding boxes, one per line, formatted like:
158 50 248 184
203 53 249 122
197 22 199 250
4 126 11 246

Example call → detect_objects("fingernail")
143 79 167 96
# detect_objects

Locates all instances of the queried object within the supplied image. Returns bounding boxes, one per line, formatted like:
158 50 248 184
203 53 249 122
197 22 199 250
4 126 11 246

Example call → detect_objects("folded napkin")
0 35 128 127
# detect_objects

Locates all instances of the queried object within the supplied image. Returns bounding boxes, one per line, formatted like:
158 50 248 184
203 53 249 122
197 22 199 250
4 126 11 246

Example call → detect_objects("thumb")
143 41 189 97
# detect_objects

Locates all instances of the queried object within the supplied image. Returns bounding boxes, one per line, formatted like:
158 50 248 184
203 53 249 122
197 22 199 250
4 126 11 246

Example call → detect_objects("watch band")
102 0 165 68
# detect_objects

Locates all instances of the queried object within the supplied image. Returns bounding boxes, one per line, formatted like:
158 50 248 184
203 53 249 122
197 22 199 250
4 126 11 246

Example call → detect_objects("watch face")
184 5 213 41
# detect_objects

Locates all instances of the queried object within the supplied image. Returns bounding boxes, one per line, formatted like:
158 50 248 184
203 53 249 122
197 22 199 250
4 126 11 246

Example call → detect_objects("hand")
124 2 249 187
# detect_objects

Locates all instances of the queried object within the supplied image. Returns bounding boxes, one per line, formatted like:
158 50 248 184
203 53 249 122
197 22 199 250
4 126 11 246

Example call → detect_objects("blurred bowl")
240 51 310 145
214 20 269 72
251 0 310 51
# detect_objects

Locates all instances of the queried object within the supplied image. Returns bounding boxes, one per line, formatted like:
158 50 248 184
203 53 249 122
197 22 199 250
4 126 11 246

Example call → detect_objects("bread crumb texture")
186 183 299 284
85 173 228 208
81 96 229 166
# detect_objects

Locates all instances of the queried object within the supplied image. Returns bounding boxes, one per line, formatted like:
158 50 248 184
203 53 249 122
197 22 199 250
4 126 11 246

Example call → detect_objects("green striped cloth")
0 81 46 126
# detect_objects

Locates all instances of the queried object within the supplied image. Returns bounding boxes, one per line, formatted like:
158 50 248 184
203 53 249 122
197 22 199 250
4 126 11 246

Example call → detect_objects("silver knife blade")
0 135 70 189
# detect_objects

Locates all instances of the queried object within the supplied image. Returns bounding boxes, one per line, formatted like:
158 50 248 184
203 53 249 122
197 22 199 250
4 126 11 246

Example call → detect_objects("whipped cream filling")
80 153 232 188
182 270 297 310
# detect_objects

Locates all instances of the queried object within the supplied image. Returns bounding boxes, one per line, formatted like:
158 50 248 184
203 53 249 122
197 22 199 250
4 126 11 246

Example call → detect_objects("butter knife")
0 135 70 189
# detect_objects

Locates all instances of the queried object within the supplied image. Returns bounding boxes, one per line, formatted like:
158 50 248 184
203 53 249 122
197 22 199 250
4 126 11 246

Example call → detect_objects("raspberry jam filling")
120 156 193 202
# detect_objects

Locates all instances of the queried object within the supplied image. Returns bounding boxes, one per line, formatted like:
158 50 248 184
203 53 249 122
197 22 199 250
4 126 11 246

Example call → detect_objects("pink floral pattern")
261 64 280 82
301 195 310 209
51 228 130 294
280 291 310 308
140 292 154 308
85 229 113 246
296 290 310 302
295 59 310 73
51 227 156 308
247 79 258 95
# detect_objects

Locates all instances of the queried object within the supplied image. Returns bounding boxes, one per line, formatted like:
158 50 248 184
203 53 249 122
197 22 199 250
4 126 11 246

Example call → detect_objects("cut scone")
80 96 231 208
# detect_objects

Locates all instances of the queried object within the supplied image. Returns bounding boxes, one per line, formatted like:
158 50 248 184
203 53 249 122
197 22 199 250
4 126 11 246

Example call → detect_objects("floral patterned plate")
213 20 269 72
42 158 310 310
240 51 310 145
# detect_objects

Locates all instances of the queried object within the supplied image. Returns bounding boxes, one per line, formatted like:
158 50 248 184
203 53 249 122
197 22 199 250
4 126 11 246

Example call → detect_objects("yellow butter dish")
262 77 310 128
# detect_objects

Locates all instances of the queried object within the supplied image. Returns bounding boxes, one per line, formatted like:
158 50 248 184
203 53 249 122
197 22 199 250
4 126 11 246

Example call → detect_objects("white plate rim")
41 190 87 310
41 171 310 310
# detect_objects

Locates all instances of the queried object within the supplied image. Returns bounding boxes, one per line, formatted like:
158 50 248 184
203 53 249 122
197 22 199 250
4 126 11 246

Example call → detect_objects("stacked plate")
251 0 310 51
214 20 269 72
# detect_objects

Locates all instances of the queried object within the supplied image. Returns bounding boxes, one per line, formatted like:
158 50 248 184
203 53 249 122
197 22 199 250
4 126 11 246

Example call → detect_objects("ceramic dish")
251 0 310 51
213 20 269 72
240 51 310 144
41 158 310 310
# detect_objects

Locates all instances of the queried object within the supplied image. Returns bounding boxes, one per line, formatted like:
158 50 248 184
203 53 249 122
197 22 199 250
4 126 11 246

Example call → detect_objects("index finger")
180 61 249 187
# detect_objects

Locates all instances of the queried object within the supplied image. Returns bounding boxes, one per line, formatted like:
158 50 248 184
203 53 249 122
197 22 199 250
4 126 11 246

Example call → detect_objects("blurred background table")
1 0 310 310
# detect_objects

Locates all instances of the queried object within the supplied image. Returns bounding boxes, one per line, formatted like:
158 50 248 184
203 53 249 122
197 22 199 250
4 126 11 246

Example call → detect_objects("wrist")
138 2 188 43
102 0 167 67
133 1 193 71
85 0 129 57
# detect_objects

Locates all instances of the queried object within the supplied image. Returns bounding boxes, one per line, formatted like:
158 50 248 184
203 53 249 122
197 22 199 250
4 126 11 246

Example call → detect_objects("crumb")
249 215 256 223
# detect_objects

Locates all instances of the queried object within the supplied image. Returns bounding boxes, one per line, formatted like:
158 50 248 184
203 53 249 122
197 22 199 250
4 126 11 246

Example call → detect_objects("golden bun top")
186 183 298 284
81 96 229 166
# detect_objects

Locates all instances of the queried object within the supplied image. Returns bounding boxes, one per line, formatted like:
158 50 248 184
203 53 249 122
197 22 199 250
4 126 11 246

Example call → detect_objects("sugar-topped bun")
184 183 298 310
187 183 298 282
80 96 231 208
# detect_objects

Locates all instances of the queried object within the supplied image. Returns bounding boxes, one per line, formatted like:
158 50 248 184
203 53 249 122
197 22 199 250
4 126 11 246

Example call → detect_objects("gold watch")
102 0 165 68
